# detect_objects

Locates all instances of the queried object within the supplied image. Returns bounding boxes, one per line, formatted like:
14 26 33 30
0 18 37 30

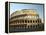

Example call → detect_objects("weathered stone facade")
9 9 44 32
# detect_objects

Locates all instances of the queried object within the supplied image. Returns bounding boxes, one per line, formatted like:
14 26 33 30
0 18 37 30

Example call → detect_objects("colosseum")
9 9 44 32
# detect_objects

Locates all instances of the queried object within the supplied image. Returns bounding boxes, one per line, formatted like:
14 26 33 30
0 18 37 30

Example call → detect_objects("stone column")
24 19 25 28
32 20 33 29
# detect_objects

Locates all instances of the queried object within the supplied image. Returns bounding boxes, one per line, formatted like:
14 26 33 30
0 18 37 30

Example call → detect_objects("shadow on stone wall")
9 23 44 33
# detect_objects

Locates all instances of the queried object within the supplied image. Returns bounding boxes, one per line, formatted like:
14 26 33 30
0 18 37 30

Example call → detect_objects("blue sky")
10 3 44 19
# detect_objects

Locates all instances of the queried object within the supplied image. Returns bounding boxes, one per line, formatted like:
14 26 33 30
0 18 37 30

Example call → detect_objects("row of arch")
10 24 41 29
10 19 41 24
